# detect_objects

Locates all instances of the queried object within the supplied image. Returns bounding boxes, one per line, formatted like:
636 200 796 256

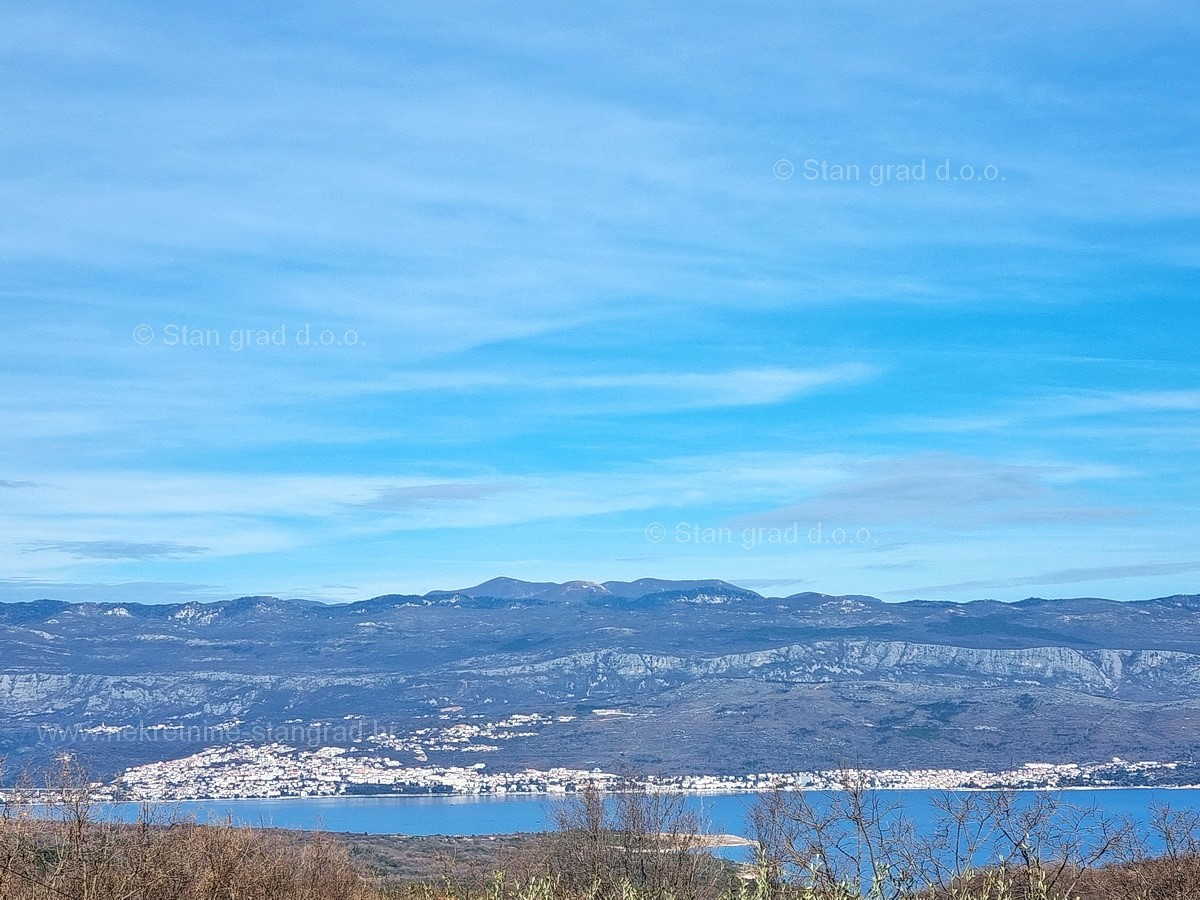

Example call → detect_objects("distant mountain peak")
784 591 884 605
600 578 749 598
426 577 569 600
425 577 758 603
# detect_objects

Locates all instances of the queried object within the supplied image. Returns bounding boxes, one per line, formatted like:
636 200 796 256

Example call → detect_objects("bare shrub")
749 769 1136 900
0 755 374 900
546 779 730 900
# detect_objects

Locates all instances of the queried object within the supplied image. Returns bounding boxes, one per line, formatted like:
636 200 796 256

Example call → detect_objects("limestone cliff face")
469 641 1200 699
0 672 403 718
0 673 267 717
12 640 1188 722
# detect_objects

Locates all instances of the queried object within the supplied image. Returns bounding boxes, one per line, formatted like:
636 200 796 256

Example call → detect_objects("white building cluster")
109 742 620 801
106 748 1190 803
89 708 1194 802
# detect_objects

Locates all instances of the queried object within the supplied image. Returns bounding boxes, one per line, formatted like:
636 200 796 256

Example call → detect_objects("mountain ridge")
3 580 1200 780
4 575 1197 616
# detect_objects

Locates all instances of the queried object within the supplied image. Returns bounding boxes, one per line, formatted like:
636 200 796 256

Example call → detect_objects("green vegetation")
4 761 1200 899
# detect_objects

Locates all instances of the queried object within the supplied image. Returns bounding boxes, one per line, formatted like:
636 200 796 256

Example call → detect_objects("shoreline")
79 782 1200 804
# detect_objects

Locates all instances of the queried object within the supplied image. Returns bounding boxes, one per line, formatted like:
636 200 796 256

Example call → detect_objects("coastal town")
30 708 1199 802
97 744 1196 802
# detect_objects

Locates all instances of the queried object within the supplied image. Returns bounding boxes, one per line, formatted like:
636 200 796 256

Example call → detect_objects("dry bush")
544 779 732 900
749 769 1138 900
0 756 377 900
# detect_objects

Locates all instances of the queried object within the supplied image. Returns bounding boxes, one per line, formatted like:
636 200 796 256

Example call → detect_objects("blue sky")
2 0 1198 603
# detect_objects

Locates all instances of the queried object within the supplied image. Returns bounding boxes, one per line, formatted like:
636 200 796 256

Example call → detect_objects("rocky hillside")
3 580 1200 776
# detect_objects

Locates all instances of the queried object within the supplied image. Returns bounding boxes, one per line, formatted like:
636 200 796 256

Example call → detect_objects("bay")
95 788 1200 851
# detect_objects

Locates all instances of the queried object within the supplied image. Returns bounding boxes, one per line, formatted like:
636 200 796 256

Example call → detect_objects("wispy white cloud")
892 561 1200 597
731 453 1138 531
0 449 1147 588
24 540 210 560
1054 390 1200 416
360 483 508 511
887 389 1200 440
338 364 877 412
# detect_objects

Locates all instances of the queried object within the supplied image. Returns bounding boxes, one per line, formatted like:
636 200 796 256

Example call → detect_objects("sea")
91 788 1200 860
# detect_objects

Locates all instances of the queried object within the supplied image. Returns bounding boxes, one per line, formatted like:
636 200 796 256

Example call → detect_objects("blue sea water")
95 788 1200 851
